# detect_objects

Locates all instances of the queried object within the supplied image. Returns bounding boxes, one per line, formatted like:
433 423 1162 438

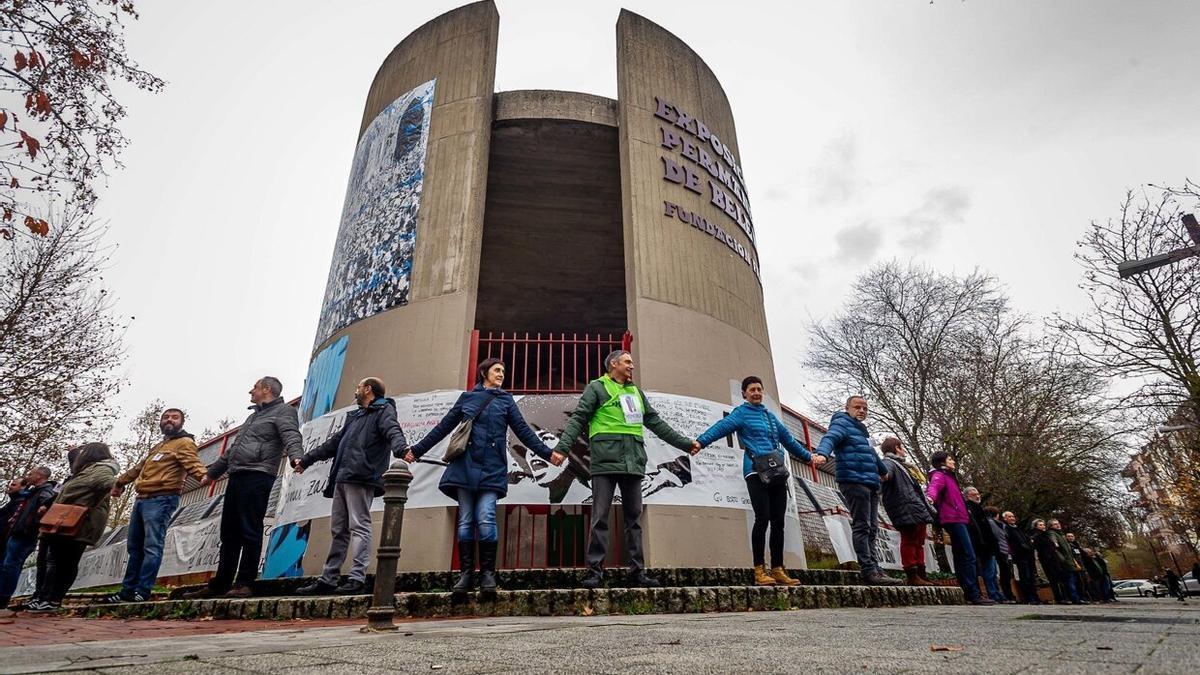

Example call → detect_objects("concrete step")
168 567 867 599
78 584 963 621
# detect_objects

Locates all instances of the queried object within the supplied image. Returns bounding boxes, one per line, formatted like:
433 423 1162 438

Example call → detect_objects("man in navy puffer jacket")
815 396 899 586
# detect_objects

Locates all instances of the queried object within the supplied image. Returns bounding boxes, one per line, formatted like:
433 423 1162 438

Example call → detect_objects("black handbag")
752 451 790 486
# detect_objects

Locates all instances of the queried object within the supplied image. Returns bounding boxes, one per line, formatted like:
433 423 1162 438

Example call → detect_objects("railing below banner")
467 330 633 393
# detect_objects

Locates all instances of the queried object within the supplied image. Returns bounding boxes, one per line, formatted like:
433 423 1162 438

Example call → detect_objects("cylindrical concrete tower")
285 2 799 573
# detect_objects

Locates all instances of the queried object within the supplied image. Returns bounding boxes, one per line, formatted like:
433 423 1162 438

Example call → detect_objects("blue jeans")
0 535 38 601
122 494 180 597
944 523 981 601
980 554 1005 601
1062 568 1082 602
456 489 500 543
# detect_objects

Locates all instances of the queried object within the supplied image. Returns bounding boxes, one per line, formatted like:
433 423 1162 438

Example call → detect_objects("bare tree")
806 261 1128 545
1055 187 1200 422
805 261 1005 468
1055 185 1200 546
0 206 123 479
0 0 164 236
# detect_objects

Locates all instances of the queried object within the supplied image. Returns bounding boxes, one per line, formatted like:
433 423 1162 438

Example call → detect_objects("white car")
1181 572 1200 596
1112 579 1164 598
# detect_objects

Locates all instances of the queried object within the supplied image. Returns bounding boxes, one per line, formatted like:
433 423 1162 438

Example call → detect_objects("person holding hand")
694 376 821 586
551 350 696 589
404 358 562 594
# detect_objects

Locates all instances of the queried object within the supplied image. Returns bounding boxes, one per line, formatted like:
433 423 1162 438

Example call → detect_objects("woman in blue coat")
694 376 823 587
406 358 561 593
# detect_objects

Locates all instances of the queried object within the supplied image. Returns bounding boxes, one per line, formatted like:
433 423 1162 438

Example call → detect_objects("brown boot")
907 566 936 586
753 565 776 586
771 567 800 587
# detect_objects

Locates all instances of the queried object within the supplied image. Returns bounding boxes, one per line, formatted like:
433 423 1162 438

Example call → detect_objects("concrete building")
285 0 789 574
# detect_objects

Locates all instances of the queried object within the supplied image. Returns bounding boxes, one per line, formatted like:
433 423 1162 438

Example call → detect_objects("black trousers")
996 554 1016 600
33 537 50 597
209 471 275 592
587 475 644 571
1014 556 1039 602
42 536 87 603
745 476 788 568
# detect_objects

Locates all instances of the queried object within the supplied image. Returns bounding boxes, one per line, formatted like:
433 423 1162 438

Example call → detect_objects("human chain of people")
2 350 1176 614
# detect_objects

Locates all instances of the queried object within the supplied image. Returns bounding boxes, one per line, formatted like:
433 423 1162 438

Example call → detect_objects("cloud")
898 186 970 252
834 221 884 263
809 133 861 206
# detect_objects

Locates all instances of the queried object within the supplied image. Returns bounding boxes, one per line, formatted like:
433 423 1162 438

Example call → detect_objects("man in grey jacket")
189 377 303 598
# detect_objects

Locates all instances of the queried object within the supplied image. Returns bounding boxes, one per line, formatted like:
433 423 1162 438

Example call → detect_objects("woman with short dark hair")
926 451 991 605
406 358 560 594
694 376 818 586
28 443 119 613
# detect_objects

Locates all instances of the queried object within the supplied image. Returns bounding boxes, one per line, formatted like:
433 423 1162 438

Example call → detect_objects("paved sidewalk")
0 614 361 647
0 597 1196 674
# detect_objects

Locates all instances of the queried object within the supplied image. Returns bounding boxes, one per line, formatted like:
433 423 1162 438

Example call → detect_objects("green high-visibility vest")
587 375 645 439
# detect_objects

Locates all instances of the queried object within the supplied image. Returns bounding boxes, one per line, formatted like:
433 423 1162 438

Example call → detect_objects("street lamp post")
1117 213 1200 278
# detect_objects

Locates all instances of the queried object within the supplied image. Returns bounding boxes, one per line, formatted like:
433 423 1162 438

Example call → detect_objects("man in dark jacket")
964 487 1004 602
552 350 696 589
1065 533 1092 601
1164 568 1186 602
1003 511 1040 604
1048 519 1083 603
815 396 899 586
188 377 304 599
0 467 55 608
296 377 408 595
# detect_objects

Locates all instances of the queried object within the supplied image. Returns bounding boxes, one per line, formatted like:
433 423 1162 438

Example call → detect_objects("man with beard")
295 377 408 595
104 409 209 603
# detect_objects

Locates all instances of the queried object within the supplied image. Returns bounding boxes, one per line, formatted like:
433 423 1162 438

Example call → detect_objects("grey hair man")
552 350 698 589
187 377 303 600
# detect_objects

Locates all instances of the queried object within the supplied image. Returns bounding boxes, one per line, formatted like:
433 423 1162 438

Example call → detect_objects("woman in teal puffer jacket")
695 376 821 586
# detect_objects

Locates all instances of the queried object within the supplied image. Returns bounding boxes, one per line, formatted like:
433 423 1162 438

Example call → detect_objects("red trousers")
899 523 928 569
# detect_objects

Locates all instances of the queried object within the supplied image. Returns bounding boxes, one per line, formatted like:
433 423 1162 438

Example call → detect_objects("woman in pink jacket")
925 451 990 605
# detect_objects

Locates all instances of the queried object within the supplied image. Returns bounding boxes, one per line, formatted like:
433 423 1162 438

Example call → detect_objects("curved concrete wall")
312 0 498 407
616 10 777 404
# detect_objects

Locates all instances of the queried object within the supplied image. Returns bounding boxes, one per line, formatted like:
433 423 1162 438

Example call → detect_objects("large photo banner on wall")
313 78 436 347
273 390 778 528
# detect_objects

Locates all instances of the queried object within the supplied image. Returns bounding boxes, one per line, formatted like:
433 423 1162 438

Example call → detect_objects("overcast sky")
89 0 1199 437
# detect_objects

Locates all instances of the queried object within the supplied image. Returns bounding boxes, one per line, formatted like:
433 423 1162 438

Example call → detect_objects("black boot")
452 541 475 594
478 541 499 594
581 564 604 589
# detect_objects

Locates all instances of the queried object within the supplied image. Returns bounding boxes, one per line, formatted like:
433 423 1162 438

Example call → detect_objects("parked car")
1112 579 1164 598
1181 572 1200 596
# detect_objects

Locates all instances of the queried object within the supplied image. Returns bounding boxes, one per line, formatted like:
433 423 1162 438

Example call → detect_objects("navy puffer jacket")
815 411 887 488
411 386 554 499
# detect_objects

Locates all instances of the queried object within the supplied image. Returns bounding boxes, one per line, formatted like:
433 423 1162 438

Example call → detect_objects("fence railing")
467 330 633 393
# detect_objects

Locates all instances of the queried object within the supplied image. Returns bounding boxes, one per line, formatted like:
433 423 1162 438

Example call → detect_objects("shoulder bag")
444 394 499 462
751 410 790 486
38 503 89 537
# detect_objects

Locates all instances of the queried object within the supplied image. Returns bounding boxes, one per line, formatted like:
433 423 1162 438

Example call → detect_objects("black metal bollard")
362 459 413 632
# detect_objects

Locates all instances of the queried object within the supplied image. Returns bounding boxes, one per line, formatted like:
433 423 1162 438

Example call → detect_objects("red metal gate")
466 330 633 393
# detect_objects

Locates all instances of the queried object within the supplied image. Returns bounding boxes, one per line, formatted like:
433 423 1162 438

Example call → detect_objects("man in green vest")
553 350 698 588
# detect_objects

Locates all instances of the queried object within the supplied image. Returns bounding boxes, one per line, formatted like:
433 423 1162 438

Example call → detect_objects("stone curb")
165 567 863 599
77 584 963 621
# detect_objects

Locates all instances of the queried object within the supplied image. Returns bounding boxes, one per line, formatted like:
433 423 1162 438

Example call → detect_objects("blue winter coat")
697 402 812 477
814 411 887 488
410 386 554 499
